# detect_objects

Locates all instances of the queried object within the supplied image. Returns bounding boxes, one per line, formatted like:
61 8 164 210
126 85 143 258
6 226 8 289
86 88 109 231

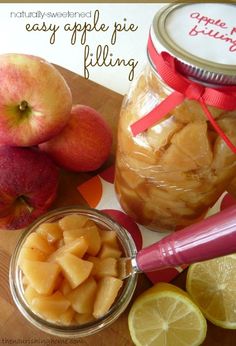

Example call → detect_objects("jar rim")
151 3 236 85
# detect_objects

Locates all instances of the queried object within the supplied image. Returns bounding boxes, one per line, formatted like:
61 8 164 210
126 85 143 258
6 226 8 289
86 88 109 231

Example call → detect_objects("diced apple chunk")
55 238 65 249
88 257 118 279
63 229 82 244
63 225 101 256
171 121 213 167
19 213 125 326
159 144 198 171
59 279 72 295
53 274 64 291
23 232 55 255
57 253 93 289
85 219 97 228
21 260 61 295
146 115 183 150
24 285 43 305
31 291 70 322
47 237 88 262
18 247 47 269
59 214 89 231
99 229 120 249
75 313 95 325
66 277 97 314
58 307 75 326
93 277 123 319
36 222 63 243
99 244 122 259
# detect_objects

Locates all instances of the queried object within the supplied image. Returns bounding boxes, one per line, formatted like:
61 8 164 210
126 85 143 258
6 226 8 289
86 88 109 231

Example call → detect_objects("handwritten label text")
189 12 236 53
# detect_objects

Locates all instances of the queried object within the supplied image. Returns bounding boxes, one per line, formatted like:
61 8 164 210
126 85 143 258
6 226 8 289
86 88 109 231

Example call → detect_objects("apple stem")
19 100 28 112
18 196 34 213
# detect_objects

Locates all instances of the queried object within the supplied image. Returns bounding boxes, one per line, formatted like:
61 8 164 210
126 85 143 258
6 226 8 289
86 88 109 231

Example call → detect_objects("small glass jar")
115 3 236 232
9 206 137 337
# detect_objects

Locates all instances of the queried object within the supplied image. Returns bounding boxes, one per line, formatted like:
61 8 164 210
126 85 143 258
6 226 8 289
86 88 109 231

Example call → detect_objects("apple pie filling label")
159 3 236 65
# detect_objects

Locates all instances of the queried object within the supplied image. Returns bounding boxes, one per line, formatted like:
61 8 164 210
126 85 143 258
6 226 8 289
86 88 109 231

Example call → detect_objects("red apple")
0 53 72 146
0 146 59 230
39 105 113 172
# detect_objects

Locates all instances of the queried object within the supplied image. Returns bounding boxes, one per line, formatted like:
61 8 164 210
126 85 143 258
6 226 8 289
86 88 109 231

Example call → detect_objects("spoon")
118 205 236 279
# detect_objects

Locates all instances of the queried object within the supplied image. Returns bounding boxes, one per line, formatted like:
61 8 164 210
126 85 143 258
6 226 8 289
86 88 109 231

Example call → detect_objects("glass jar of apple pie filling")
115 3 236 232
9 207 137 337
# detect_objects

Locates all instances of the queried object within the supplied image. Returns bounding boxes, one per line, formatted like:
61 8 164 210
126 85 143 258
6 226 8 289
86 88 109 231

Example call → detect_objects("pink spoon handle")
137 205 236 272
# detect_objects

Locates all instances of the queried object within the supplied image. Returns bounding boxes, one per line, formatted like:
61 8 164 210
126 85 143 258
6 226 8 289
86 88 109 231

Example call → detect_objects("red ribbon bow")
131 35 236 154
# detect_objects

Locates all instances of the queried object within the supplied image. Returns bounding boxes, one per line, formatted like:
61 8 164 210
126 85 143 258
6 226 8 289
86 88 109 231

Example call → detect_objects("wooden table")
0 66 235 345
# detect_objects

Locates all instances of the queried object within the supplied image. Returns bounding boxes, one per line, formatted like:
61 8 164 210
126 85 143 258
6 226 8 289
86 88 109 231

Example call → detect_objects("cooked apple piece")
59 214 89 231
63 225 101 256
55 238 65 249
80 226 102 256
174 99 205 123
75 313 95 325
18 247 47 269
31 291 70 322
212 116 236 170
98 244 122 259
36 222 63 243
63 229 82 244
24 285 44 305
146 116 183 150
98 229 120 249
93 276 123 319
171 121 213 167
212 138 232 169
216 115 236 140
81 225 102 256
85 219 97 228
88 256 118 279
47 236 88 262
56 253 93 289
23 232 55 255
59 278 72 295
66 277 97 314
53 274 64 291
58 307 75 326
21 260 61 295
159 143 198 171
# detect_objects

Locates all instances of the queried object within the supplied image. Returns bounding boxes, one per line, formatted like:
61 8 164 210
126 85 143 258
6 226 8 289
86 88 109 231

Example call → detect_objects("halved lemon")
128 282 207 346
186 254 236 329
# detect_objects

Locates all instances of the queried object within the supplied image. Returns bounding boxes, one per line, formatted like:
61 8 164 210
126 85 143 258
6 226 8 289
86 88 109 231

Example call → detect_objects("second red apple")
39 105 112 172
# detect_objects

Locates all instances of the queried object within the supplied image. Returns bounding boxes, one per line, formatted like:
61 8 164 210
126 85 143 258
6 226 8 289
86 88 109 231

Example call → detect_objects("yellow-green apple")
0 146 59 230
0 53 72 146
39 105 112 172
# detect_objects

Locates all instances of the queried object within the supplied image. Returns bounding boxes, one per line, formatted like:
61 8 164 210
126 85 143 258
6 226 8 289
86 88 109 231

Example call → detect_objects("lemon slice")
186 254 236 329
128 282 207 346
